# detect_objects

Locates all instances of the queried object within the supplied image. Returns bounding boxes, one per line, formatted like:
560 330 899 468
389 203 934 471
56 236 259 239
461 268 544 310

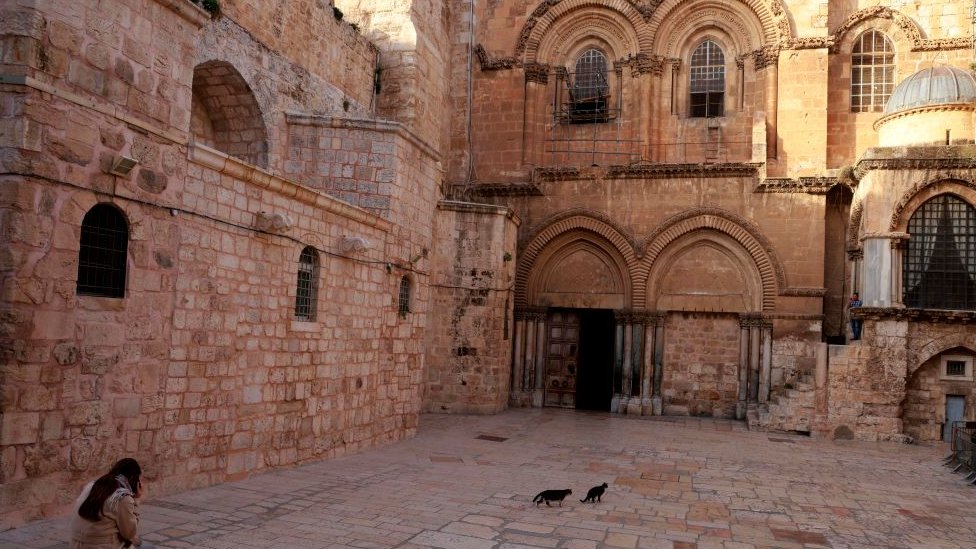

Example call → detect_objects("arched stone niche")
525 232 632 309
191 61 270 169
645 230 763 312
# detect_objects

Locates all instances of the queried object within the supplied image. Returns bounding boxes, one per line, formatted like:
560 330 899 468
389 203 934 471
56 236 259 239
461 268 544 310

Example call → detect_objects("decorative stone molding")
781 36 832 50
524 62 550 84
475 44 518 71
781 287 827 297
534 167 592 181
606 163 761 179
469 183 544 197
752 45 780 70
739 313 769 328
755 177 836 194
855 156 976 173
827 6 970 54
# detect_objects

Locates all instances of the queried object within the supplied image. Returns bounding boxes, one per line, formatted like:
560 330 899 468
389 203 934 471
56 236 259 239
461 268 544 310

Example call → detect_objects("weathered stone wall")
425 201 519 413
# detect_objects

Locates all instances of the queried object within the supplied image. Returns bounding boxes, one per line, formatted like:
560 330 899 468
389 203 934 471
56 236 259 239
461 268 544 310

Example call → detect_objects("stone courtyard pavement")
2 409 974 549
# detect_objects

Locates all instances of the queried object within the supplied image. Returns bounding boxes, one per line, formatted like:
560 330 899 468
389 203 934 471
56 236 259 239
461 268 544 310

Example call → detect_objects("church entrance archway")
543 308 616 411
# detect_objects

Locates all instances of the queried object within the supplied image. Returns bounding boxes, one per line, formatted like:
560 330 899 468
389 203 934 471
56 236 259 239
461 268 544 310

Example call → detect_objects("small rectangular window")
946 360 966 377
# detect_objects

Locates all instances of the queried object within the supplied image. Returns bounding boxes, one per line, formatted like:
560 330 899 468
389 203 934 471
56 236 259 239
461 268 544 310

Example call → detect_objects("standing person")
848 292 863 341
70 458 153 549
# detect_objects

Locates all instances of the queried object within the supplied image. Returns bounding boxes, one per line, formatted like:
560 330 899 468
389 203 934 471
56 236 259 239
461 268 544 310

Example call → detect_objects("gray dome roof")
884 65 976 115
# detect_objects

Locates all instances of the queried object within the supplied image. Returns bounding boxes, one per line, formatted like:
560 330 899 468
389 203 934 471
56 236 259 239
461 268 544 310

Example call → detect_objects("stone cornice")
781 287 827 297
155 0 211 27
854 156 976 173
475 44 518 71
873 103 976 131
535 167 593 181
755 177 836 194
437 200 522 226
606 163 761 179
285 113 440 162
853 307 976 323
468 183 543 197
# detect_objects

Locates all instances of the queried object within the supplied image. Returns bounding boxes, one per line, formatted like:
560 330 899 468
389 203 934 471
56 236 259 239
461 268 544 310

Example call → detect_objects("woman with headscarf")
70 458 152 548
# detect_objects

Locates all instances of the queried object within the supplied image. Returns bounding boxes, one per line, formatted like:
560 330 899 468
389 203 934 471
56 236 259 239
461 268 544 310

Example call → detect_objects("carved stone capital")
752 45 780 70
524 62 550 84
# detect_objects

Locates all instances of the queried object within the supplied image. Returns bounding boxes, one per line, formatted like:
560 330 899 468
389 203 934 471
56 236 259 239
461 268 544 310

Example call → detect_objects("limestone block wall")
424 201 519 413
335 0 451 153
0 0 442 528
661 313 741 418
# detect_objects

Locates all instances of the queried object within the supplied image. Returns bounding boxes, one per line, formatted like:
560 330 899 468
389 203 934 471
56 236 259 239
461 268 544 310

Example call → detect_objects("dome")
884 65 976 115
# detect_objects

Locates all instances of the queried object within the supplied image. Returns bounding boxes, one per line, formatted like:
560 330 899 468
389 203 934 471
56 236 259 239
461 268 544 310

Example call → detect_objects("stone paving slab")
1 409 974 548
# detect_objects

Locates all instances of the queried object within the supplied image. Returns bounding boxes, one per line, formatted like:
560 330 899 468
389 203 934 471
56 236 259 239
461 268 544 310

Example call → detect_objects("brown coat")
69 481 141 549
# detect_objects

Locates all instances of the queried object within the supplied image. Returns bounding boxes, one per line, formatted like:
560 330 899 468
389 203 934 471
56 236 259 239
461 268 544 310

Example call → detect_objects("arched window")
398 276 411 316
76 204 128 298
570 49 610 123
903 195 976 310
295 246 319 321
689 40 725 118
851 30 894 113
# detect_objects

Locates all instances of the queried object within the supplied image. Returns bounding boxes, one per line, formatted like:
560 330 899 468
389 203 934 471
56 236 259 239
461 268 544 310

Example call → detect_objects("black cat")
532 489 572 506
580 482 608 503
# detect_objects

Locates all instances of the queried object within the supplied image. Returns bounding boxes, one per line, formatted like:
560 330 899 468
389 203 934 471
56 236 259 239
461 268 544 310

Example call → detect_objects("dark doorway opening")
576 309 615 411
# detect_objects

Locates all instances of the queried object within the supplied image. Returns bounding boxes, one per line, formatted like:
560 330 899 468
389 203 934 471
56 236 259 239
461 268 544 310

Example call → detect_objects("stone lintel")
437 200 522 226
154 0 212 27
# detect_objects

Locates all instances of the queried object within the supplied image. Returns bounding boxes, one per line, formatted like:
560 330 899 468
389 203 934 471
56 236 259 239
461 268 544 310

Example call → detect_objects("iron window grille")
851 30 894 113
690 40 725 118
398 276 411 316
76 204 129 298
947 360 967 377
903 194 976 310
294 246 319 321
568 49 610 123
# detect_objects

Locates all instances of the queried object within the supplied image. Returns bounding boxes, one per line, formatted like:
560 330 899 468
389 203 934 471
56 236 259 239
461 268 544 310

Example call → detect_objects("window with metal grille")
570 49 610 123
947 360 967 376
76 203 128 298
851 30 894 113
690 40 725 118
398 276 411 316
903 195 976 310
294 246 319 321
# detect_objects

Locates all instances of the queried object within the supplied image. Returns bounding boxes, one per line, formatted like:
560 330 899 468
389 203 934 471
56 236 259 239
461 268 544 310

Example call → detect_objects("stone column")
523 64 549 167
737 318 750 419
621 313 633 413
641 315 655 415
748 316 762 401
652 315 665 415
611 311 625 413
757 47 779 160
862 235 894 307
758 320 773 403
511 309 526 403
532 309 547 407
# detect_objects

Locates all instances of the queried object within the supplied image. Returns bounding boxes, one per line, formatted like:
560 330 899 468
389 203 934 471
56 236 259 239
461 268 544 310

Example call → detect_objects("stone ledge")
154 0 211 27
853 307 976 323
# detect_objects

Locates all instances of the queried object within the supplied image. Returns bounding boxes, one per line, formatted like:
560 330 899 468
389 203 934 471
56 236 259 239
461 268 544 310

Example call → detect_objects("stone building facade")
1 0 975 528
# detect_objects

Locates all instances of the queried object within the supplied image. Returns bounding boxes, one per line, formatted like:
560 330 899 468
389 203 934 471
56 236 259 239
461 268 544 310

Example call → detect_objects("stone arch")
191 60 270 169
516 211 638 308
638 209 783 311
911 336 976 378
651 0 768 59
889 178 976 233
647 0 782 55
829 6 924 54
517 0 649 63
